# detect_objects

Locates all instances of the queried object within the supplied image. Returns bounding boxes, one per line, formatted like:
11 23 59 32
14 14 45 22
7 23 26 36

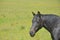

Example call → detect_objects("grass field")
0 0 60 40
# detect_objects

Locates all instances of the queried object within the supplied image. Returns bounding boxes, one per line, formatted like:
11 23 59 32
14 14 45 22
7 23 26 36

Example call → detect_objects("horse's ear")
37 11 41 17
38 11 41 15
32 12 35 16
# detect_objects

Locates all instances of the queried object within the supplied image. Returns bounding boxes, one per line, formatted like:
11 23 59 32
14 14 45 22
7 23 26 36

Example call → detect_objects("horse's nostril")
30 31 33 35
30 31 35 37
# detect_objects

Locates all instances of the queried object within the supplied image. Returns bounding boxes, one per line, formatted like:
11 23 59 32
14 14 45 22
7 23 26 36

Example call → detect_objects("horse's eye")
37 21 39 23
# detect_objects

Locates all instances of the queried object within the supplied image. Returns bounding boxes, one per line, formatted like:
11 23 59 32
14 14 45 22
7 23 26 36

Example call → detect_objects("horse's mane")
42 14 59 17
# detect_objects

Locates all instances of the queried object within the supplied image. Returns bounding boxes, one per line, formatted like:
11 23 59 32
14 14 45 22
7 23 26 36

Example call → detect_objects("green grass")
0 0 60 40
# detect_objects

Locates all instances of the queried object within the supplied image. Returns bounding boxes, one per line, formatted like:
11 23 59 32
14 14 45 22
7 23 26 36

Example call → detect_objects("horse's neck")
42 15 58 32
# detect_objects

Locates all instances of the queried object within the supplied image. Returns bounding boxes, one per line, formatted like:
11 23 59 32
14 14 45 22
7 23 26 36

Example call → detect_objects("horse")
29 11 60 40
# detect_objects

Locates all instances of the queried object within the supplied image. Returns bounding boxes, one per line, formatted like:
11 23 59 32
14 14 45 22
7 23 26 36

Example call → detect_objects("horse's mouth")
30 31 35 37
30 34 35 37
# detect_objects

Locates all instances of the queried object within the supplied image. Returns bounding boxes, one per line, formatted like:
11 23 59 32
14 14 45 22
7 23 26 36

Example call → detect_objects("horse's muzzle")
30 31 35 37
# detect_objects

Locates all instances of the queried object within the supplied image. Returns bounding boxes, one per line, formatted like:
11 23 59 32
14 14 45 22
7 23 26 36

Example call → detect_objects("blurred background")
0 0 60 40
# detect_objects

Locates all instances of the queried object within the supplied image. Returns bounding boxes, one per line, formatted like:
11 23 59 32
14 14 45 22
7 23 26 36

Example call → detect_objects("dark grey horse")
29 11 60 40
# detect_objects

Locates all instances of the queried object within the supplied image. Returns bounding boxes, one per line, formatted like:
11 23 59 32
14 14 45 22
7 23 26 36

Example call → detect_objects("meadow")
0 0 60 40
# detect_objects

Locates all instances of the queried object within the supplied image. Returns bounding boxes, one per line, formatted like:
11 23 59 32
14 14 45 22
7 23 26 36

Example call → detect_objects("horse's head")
30 11 44 37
